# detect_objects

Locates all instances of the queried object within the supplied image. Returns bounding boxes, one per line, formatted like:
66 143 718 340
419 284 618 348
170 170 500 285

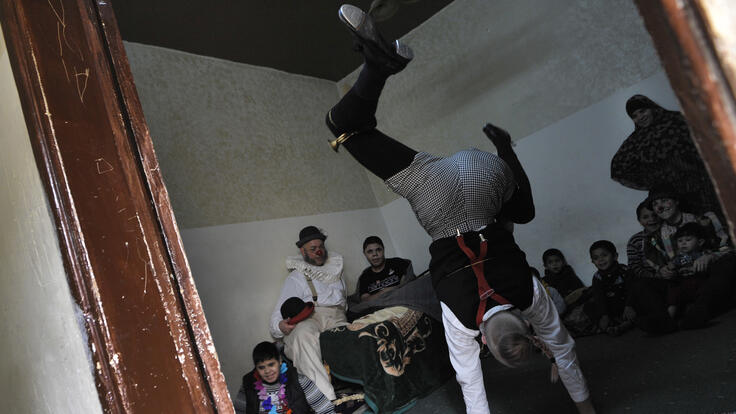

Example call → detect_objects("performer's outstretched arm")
483 123 535 224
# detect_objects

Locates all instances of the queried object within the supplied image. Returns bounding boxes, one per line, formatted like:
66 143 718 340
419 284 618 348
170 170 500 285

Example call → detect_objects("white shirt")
440 277 589 413
269 269 346 338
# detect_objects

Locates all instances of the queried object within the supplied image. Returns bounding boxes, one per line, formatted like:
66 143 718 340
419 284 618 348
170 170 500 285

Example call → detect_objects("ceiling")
111 0 454 81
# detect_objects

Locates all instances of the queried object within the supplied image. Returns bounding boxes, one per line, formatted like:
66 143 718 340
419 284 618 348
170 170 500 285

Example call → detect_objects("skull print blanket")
320 275 452 413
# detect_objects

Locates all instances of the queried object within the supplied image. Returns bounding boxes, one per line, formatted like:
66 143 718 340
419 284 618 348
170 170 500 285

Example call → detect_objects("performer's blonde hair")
481 311 560 382
480 311 532 368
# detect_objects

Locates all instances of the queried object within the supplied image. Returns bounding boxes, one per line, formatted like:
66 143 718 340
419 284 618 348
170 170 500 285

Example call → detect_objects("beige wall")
126 43 379 229
0 27 102 414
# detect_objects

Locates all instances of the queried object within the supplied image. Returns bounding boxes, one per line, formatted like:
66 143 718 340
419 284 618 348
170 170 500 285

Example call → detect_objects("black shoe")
338 4 413 74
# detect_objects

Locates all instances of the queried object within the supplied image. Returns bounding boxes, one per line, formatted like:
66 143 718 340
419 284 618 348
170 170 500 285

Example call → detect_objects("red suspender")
455 232 510 326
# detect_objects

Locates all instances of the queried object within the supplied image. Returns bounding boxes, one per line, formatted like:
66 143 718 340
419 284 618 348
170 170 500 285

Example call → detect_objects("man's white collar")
286 252 344 284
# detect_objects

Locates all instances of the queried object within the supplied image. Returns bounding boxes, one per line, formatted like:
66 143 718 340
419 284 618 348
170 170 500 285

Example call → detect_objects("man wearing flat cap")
269 226 347 402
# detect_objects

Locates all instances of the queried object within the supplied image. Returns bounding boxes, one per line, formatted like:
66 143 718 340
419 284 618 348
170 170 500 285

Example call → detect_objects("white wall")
514 72 679 282
379 72 680 285
181 208 397 397
0 27 102 414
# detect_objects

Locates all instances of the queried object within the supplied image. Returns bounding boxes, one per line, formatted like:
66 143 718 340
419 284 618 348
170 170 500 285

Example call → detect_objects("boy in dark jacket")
587 241 636 336
234 342 335 414
542 249 585 300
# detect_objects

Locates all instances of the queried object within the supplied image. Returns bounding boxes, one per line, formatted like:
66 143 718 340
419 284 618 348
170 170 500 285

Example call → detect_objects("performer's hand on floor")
483 123 512 151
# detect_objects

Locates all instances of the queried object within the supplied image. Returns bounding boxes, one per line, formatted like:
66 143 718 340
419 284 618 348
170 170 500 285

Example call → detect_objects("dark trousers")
631 277 674 333
634 254 736 332
681 254 736 328
326 65 416 180
666 277 705 306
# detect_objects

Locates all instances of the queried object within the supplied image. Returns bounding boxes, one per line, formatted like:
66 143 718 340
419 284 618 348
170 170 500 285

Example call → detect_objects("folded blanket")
347 272 441 322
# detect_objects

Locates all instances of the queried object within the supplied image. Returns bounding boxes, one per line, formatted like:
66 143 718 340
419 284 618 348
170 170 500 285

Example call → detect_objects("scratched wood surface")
0 0 231 412
635 0 736 243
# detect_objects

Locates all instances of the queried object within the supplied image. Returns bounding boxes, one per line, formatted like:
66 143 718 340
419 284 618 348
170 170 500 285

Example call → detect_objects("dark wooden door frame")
0 0 232 412
635 0 736 242
2 0 736 412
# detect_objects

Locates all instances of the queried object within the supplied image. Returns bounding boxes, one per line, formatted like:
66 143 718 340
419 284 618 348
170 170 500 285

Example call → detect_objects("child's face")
637 207 660 231
676 235 703 254
255 357 281 383
590 248 617 271
544 255 565 274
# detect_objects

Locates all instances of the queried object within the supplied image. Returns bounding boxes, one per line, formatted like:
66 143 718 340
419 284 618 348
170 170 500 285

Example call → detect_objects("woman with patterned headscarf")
610 94 722 215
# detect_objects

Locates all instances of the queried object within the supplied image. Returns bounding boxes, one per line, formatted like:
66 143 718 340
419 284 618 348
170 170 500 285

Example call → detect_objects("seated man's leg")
521 277 590 403
630 277 677 333
682 254 736 328
313 306 348 332
283 316 336 400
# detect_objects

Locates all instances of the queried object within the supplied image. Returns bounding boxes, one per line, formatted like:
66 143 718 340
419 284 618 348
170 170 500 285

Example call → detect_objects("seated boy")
234 341 335 414
587 241 636 336
542 249 586 305
666 223 710 318
358 236 413 301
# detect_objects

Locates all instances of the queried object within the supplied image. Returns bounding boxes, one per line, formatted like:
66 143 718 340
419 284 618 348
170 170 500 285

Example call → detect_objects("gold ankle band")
328 131 356 152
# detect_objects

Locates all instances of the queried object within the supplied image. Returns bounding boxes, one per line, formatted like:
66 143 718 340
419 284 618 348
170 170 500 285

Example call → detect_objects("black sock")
326 63 390 136
352 63 388 102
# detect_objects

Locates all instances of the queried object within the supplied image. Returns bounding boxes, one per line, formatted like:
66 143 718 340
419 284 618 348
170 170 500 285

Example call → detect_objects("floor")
406 309 736 413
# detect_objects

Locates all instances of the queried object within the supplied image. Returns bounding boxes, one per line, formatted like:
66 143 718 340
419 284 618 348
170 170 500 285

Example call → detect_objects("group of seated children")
539 187 735 338
538 243 636 337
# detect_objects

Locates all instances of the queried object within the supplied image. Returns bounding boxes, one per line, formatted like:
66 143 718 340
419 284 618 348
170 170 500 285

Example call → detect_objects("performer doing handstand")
325 5 595 414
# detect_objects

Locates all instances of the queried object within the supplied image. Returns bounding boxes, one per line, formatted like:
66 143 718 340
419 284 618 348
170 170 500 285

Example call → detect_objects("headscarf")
610 95 721 215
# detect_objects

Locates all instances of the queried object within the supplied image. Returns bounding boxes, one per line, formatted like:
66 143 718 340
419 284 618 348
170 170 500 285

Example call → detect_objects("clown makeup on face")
300 239 328 266
651 197 680 223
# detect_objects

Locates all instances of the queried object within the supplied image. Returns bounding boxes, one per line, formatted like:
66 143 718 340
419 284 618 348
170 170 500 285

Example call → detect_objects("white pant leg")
440 302 491 414
314 306 348 332
521 277 590 402
284 307 345 400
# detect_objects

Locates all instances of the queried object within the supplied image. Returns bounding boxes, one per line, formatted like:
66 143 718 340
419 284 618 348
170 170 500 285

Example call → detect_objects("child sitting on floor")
234 341 336 414
542 249 586 303
666 223 710 318
542 249 598 337
587 240 636 336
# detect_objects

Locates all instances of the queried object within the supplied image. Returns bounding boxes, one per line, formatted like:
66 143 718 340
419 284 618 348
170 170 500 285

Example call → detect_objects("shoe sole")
338 4 413 61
